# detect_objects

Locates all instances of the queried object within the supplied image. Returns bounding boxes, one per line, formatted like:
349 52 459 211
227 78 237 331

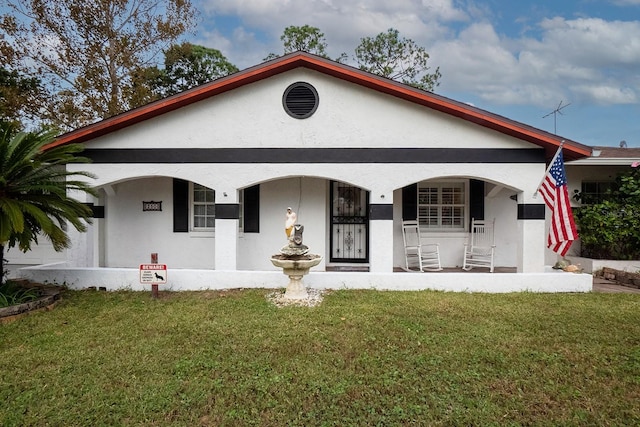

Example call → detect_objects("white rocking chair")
402 220 442 272
463 218 496 273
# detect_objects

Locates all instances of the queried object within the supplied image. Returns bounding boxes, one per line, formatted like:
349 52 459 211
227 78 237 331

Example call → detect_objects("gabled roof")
47 51 591 162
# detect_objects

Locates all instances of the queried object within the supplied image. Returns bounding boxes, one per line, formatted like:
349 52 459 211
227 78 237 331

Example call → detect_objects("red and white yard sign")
139 264 167 284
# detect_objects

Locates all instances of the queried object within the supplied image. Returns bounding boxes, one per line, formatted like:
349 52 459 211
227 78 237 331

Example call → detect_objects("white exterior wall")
19 264 592 293
238 177 328 271
4 240 66 267
86 70 535 151
103 177 215 268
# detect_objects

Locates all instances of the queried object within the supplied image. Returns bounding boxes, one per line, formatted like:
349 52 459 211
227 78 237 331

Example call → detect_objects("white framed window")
418 180 468 231
191 183 215 230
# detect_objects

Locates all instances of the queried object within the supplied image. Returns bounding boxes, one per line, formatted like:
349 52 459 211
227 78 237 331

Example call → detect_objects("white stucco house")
12 52 599 292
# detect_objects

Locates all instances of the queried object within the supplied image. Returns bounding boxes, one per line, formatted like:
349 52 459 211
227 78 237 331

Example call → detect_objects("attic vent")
283 82 319 119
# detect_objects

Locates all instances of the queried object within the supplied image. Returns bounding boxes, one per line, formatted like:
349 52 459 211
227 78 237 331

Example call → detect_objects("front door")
330 181 369 263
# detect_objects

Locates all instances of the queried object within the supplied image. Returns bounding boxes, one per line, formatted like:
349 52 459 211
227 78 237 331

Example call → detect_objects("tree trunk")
1 244 5 285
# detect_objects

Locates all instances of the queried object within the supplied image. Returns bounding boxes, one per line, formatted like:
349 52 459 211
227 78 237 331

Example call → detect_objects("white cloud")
431 15 640 107
536 17 640 67
570 84 637 104
197 0 467 67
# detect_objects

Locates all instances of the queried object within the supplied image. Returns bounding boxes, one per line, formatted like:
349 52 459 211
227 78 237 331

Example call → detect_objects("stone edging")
0 284 62 324
599 267 640 290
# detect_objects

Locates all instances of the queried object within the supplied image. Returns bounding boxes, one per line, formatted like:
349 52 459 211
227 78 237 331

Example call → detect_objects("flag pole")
533 140 565 198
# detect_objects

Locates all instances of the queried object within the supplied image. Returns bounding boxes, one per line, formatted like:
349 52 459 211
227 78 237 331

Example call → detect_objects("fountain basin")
271 254 322 300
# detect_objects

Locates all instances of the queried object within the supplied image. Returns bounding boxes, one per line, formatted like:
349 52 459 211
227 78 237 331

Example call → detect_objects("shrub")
574 166 640 259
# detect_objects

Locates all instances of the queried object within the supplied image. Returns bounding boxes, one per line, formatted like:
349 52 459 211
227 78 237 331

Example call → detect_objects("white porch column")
214 190 238 270
67 190 99 267
516 203 546 273
369 200 394 273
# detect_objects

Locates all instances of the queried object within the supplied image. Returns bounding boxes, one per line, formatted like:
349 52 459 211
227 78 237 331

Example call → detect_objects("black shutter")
243 185 260 233
173 178 189 232
469 179 485 226
402 184 418 220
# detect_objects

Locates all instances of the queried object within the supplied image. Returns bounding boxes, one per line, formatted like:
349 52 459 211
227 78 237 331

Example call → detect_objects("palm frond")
0 128 95 258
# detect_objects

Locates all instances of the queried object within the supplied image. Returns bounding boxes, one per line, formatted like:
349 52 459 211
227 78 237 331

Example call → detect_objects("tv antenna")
543 100 570 134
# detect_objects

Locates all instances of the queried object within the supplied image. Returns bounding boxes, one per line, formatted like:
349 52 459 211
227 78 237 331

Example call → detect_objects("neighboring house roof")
568 146 640 165
46 51 592 162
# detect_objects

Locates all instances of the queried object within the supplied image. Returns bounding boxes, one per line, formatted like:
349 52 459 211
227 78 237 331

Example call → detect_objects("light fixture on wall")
509 194 518 202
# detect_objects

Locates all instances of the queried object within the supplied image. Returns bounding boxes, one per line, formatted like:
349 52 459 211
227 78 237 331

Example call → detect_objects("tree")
1 0 197 130
149 42 239 98
354 28 441 91
0 67 41 130
264 25 346 62
0 124 96 284
281 25 329 57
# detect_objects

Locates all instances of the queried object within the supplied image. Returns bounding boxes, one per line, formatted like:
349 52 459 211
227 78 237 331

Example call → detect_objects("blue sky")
191 0 640 147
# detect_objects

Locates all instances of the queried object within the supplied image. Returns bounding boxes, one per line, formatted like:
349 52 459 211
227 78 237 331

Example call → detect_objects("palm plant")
0 124 96 284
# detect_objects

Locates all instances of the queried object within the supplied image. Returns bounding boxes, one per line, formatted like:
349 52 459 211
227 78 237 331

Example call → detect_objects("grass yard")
1 288 639 426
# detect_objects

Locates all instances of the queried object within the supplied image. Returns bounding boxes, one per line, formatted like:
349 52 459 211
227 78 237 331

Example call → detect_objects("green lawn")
1 289 639 426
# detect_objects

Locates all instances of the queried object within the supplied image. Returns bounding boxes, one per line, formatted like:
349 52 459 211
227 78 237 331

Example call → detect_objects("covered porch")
64 159 552 272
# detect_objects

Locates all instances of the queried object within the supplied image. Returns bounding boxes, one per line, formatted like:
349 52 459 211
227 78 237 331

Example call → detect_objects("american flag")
537 149 578 256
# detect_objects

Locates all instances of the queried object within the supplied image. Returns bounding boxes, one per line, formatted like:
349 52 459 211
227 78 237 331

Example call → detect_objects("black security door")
330 181 369 263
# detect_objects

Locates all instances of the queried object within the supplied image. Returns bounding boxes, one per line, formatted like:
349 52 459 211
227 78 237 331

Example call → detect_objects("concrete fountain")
270 209 322 300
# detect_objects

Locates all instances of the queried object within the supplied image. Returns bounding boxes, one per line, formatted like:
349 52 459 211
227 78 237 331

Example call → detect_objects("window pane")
419 187 437 204
417 181 466 231
192 183 215 229
453 188 464 204
442 206 454 227
441 189 454 204
582 182 597 193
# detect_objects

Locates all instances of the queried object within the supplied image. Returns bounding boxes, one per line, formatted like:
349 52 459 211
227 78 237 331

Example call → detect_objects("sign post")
140 257 167 298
